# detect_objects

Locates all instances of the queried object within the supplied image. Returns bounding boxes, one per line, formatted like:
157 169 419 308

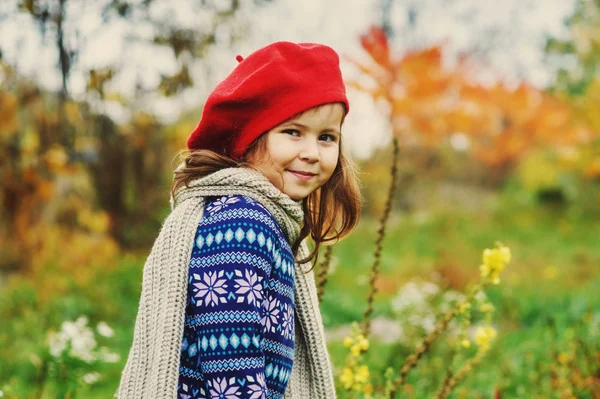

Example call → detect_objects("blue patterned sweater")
177 194 296 399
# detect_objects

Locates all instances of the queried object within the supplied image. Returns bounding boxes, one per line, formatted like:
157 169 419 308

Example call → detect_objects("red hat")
186 41 350 159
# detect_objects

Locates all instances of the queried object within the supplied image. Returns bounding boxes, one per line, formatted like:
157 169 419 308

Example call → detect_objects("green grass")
1 188 598 398
320 191 599 398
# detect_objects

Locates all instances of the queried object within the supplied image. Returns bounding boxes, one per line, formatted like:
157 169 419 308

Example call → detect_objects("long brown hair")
171 112 362 268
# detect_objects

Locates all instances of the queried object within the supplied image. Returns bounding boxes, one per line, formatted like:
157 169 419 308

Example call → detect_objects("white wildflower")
370 316 405 344
48 330 68 357
82 372 101 385
421 282 440 296
440 290 466 312
98 346 120 363
96 321 114 338
47 316 97 363
474 290 487 302
420 315 436 333
391 280 439 314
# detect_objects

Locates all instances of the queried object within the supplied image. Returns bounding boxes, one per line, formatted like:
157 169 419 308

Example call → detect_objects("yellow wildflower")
363 383 374 395
340 367 354 390
461 339 471 348
355 365 370 384
474 326 497 351
458 302 471 314
343 336 354 348
479 303 495 313
480 243 511 284
350 343 362 357
356 334 370 351
557 352 571 365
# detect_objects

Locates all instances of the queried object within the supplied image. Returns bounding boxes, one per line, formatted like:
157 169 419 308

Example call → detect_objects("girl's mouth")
288 170 315 180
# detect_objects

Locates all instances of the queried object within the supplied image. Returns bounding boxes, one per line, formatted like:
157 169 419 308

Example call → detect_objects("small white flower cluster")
48 316 97 362
390 279 465 344
82 372 101 385
47 316 120 370
391 280 440 314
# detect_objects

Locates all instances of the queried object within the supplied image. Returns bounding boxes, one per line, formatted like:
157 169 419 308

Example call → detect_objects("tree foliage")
350 26 594 175
545 0 600 180
0 0 275 272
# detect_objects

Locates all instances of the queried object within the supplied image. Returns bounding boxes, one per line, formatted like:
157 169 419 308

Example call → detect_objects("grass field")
1 186 598 398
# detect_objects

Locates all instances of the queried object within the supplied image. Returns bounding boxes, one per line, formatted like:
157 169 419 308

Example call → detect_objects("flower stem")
438 349 487 399
362 137 399 337
317 245 333 303
388 285 484 398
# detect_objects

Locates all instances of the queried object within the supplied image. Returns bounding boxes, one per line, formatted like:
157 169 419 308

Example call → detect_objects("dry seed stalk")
362 137 399 337
388 285 484 398
435 369 454 399
437 349 486 399
317 245 333 303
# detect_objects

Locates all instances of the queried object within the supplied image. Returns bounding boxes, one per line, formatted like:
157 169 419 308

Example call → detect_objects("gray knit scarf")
115 167 336 398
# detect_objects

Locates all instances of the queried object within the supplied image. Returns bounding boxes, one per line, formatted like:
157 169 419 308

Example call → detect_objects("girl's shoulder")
198 195 289 250
198 194 293 258
204 194 268 217
202 194 283 238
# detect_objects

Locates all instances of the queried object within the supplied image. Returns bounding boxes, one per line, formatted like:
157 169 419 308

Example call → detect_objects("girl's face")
248 103 345 201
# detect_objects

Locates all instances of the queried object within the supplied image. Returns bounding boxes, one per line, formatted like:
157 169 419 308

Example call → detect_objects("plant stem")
438 349 486 399
435 369 454 399
35 357 50 399
362 137 399 337
388 285 484 398
317 245 333 303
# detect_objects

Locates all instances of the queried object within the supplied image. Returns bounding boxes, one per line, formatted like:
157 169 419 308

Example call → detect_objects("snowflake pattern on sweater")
177 194 296 399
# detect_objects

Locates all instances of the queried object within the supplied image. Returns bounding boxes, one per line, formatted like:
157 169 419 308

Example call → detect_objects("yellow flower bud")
458 302 471 314
479 303 495 313
357 335 370 351
343 336 354 348
350 344 362 357
339 367 354 389
480 243 511 283
474 326 497 351
355 365 370 384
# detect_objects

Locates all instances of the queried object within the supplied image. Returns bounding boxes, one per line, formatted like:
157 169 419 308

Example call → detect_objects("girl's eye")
320 134 337 142
283 129 300 137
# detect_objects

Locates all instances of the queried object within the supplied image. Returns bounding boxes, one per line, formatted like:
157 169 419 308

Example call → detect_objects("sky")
0 0 578 158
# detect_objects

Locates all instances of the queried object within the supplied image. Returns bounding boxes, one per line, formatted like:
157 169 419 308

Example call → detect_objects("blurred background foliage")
1 0 599 397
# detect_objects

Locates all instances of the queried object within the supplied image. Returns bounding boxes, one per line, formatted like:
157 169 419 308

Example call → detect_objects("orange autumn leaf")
359 26 392 70
349 26 594 167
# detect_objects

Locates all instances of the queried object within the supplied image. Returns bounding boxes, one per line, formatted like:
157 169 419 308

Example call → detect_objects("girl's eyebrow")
286 122 341 135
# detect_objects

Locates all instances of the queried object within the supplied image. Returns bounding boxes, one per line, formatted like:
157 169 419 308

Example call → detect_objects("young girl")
116 41 362 399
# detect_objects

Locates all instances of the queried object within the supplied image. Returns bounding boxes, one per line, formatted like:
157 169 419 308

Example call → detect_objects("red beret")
186 41 350 159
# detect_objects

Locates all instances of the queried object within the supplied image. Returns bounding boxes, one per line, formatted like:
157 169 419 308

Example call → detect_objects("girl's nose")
299 139 320 161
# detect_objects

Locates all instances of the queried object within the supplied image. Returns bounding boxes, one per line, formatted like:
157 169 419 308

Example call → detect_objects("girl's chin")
282 186 317 201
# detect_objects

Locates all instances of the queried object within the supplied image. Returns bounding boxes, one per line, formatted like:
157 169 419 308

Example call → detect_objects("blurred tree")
0 0 278 271
546 0 600 181
350 26 591 187
546 0 600 96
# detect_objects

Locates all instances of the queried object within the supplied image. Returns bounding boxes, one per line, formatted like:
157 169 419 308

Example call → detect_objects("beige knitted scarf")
115 167 336 398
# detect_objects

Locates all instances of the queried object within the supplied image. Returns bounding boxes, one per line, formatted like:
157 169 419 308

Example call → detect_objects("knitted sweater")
115 167 336 398
177 194 296 398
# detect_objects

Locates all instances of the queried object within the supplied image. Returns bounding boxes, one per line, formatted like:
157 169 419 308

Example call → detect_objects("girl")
116 41 362 399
